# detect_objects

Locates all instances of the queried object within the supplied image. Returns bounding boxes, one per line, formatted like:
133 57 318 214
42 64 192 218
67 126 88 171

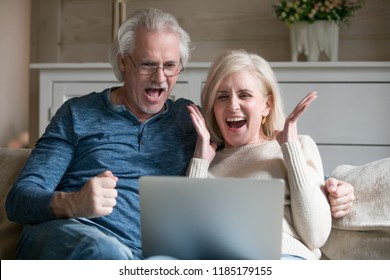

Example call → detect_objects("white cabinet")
31 62 210 136
31 62 390 174
272 62 390 173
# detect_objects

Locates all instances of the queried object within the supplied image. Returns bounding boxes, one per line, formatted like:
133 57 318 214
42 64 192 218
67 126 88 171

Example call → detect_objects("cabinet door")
51 82 122 118
279 82 390 173
45 81 190 132
318 145 390 175
51 82 190 116
279 83 390 145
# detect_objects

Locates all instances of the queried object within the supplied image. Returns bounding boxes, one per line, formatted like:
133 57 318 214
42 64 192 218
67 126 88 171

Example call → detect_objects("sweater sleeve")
186 158 210 178
281 135 331 249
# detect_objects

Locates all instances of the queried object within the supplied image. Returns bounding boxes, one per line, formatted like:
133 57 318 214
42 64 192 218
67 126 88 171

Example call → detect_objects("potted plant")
273 0 365 61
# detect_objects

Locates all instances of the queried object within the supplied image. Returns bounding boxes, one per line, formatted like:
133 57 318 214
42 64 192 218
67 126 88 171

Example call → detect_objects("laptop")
139 176 285 260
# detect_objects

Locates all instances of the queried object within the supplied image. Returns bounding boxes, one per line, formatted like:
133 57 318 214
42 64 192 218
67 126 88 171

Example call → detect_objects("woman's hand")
275 91 318 145
187 104 217 163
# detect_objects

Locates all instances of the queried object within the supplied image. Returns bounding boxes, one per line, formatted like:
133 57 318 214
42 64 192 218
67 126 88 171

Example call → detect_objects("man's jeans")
16 218 138 260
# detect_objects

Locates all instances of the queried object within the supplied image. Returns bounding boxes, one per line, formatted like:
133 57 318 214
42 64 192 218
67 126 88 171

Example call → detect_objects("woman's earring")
261 116 266 125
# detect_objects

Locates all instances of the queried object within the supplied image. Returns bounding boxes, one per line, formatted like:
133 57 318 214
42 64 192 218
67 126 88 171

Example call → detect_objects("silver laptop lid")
139 176 285 260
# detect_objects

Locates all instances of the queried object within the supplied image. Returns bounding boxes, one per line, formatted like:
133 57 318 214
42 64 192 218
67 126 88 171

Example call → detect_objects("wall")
25 0 390 145
0 0 31 147
31 0 390 63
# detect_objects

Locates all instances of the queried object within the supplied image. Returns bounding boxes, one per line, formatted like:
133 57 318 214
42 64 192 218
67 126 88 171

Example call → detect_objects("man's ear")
119 54 126 72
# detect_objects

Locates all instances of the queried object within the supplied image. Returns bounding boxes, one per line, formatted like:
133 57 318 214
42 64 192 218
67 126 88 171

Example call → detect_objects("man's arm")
324 178 355 218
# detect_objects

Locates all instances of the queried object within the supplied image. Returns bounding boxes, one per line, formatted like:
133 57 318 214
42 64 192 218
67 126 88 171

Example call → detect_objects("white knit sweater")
186 135 331 260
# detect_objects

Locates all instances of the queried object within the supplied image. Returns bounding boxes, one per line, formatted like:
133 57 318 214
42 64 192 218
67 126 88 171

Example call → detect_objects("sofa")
0 148 31 259
1 147 389 260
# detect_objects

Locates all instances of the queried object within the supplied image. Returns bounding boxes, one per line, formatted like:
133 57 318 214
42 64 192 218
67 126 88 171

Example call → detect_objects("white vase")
290 20 339 62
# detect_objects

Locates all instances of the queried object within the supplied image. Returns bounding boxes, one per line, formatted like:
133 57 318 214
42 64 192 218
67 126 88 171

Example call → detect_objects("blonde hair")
201 49 285 147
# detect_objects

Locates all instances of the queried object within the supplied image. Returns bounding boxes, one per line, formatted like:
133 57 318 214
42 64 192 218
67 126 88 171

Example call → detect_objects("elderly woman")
187 49 333 260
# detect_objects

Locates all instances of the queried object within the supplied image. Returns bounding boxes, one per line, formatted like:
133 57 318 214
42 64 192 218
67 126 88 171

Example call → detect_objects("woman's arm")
282 136 332 249
275 92 331 248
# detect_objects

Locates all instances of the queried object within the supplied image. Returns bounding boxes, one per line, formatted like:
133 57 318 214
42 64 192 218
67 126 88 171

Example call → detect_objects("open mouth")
226 117 247 129
145 88 164 100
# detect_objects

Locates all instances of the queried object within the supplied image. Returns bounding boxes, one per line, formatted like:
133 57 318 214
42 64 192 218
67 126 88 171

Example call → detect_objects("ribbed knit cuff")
281 140 310 189
186 158 210 178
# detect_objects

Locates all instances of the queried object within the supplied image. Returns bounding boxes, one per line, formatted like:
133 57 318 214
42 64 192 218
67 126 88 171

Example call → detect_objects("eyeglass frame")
127 54 184 77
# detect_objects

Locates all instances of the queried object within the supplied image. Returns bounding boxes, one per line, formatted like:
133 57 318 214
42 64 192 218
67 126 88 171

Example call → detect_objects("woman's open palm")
187 104 217 163
275 91 318 145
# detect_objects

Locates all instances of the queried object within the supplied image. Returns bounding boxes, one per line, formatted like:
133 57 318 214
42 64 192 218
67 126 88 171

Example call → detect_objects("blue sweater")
6 88 197 258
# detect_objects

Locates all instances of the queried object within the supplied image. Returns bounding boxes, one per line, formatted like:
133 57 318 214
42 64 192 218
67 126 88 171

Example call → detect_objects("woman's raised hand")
274 91 318 145
187 104 217 163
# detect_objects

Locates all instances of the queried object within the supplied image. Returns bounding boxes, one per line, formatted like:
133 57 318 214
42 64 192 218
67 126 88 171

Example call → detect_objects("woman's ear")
263 95 272 117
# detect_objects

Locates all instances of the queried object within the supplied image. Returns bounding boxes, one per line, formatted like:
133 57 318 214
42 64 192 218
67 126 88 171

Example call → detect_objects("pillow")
0 148 31 259
321 157 390 259
329 157 390 230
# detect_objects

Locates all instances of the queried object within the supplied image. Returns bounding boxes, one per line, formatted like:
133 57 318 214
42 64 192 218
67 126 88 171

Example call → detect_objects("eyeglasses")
127 54 184 77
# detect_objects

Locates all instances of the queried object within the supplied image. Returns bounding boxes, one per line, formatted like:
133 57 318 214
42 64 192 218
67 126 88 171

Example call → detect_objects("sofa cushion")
321 157 390 259
0 148 31 259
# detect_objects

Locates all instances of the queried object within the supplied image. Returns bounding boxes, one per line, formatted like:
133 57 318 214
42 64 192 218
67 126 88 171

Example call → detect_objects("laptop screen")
139 176 285 260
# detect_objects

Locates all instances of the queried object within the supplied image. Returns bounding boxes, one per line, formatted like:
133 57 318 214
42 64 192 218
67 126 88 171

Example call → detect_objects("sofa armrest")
321 157 390 259
0 148 31 259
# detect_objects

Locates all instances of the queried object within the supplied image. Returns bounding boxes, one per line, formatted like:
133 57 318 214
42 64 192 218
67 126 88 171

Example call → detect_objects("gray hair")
108 8 192 82
201 49 285 147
